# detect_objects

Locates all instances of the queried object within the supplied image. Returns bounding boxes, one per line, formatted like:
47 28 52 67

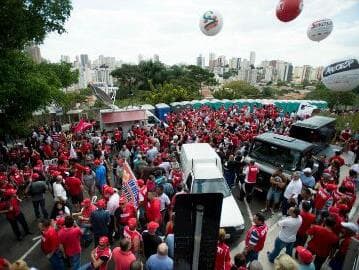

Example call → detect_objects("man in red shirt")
123 218 142 257
295 201 316 247
65 171 83 212
307 216 339 270
329 151 345 167
58 216 82 270
241 160 259 203
244 212 268 263
112 238 136 270
88 236 112 270
0 188 31 241
146 191 162 225
215 228 231 270
39 219 65 270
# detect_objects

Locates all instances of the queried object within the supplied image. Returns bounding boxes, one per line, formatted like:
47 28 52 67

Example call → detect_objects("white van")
180 143 245 240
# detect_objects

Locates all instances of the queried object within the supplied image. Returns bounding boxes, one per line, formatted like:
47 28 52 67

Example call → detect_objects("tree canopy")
213 80 261 99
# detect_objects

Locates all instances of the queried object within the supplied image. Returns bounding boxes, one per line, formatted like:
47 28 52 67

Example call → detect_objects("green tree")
261 87 276 98
223 80 260 98
40 62 79 89
0 0 72 51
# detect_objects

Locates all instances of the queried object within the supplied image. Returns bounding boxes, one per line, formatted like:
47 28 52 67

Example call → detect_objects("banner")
74 119 93 133
122 161 139 208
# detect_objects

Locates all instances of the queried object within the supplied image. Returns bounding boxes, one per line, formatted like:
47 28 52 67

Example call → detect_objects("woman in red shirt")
215 228 231 270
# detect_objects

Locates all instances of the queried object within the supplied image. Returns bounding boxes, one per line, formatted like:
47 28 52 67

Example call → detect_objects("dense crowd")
0 104 358 270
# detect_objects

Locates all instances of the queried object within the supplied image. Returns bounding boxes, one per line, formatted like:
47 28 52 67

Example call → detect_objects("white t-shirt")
278 215 302 243
283 179 303 200
107 193 120 215
159 193 170 211
53 182 67 201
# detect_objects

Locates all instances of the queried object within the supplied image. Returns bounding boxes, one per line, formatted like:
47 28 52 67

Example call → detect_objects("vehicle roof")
193 164 223 179
181 143 221 161
292 116 336 130
254 133 314 152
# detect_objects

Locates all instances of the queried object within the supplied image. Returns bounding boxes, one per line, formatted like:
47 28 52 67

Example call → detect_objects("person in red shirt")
86 236 112 270
329 151 345 167
123 218 142 257
307 216 339 270
146 191 162 225
58 216 82 270
244 212 268 263
39 219 65 270
215 228 231 270
295 201 316 247
0 188 31 241
114 197 137 238
241 160 259 203
65 171 83 212
112 238 136 270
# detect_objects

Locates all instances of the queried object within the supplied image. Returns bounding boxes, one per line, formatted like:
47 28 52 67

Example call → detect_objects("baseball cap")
81 198 91 207
56 217 65 227
96 199 106 208
99 236 109 246
32 173 40 180
341 222 359 233
4 189 17 197
325 184 337 191
137 179 144 187
147 221 159 232
103 185 114 195
128 218 137 227
94 159 101 166
303 168 312 173
296 246 314 264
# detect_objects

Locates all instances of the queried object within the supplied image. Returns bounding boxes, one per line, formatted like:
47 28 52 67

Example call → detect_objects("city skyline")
40 0 359 67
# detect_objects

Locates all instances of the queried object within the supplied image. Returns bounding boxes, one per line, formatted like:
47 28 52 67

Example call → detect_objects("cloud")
40 0 359 67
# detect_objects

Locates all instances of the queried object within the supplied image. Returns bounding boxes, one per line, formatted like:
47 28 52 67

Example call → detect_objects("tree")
40 62 79 89
111 64 143 96
261 87 276 98
0 0 72 51
223 80 260 98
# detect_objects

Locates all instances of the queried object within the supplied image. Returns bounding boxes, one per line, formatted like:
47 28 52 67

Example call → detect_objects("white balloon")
307 18 333 42
322 58 359 91
199 10 223 36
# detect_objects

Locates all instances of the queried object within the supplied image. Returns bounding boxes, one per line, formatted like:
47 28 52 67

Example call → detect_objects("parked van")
180 143 245 240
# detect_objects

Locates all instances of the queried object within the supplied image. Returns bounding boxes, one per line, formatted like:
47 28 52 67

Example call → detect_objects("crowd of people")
0 104 357 270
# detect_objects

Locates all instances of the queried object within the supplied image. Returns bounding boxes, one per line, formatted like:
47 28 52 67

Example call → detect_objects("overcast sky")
40 0 359 67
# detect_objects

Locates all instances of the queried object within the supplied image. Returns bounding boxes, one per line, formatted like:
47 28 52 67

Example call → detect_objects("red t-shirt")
215 242 231 270
6 197 21 220
307 225 339 257
93 246 112 270
41 226 60 254
146 198 162 224
297 211 316 236
112 247 136 270
65 176 82 196
58 226 82 256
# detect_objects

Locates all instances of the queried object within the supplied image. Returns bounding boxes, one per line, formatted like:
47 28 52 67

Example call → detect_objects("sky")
40 0 359 67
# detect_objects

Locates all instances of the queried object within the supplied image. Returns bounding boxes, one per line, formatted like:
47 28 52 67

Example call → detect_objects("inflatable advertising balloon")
199 10 223 36
276 0 303 22
307 19 333 42
322 58 359 91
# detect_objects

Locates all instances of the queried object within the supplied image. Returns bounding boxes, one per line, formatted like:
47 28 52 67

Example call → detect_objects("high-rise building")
284 63 293 82
264 66 273 82
302 65 312 82
209 53 216 69
217 55 227 67
25 44 42 63
196 54 205 68
60 55 71 63
80 54 89 67
250 51 256 67
153 54 160 62
229 57 241 70
241 59 250 70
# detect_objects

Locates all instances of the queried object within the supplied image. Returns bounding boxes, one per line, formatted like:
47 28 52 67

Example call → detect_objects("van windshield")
249 141 301 171
192 179 231 198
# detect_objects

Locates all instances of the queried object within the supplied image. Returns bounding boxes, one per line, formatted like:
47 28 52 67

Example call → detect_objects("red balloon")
276 0 303 22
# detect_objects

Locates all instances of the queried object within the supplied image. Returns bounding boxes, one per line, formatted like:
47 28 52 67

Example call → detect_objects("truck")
247 116 341 192
180 143 245 240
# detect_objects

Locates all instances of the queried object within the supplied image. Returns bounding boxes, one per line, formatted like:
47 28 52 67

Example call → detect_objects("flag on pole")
122 161 139 208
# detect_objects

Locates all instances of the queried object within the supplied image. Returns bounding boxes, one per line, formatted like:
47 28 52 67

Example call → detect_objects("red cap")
119 196 126 204
99 236 109 246
325 184 337 191
56 217 65 227
81 198 91 207
0 175 7 181
343 181 355 193
94 159 101 166
128 218 137 227
96 199 106 208
147 221 159 232
296 246 314 264
50 170 61 177
32 173 40 180
137 179 144 187
4 189 17 197
103 186 114 195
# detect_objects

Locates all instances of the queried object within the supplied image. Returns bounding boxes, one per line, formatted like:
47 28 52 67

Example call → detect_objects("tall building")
241 59 250 70
196 54 205 68
25 44 42 63
60 55 71 63
217 55 227 67
80 54 89 67
250 51 256 67
302 65 312 82
264 66 273 82
284 63 293 82
209 53 216 69
153 54 160 62
229 57 241 70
